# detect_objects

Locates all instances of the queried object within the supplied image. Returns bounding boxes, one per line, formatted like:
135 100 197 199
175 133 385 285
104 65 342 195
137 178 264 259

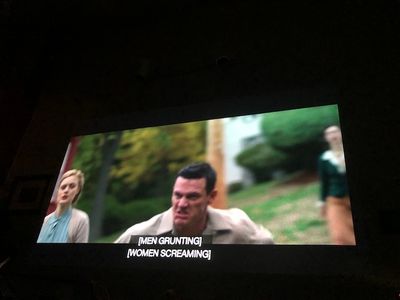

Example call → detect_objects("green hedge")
102 195 171 235
235 105 340 180
261 105 340 150
235 143 290 181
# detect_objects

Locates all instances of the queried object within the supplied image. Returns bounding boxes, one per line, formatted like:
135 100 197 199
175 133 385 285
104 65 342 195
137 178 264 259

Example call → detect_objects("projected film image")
37 104 356 245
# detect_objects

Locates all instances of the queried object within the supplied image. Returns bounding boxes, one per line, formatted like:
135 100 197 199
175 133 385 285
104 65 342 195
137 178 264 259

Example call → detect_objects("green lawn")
228 179 330 244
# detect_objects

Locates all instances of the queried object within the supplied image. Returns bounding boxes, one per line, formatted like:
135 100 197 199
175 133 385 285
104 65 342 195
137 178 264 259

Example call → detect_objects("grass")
236 183 319 221
228 171 304 203
228 179 330 244
229 181 279 203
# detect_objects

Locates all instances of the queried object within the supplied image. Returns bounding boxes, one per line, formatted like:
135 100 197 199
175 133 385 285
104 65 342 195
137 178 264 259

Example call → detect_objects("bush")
261 105 340 150
102 195 171 235
235 143 290 182
228 181 244 194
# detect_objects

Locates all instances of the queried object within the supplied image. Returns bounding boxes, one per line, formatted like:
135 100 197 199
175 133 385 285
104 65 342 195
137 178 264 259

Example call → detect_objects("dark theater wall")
1 1 400 299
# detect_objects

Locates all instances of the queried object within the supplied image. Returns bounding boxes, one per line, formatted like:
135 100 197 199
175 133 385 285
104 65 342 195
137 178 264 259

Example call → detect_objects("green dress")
318 150 348 202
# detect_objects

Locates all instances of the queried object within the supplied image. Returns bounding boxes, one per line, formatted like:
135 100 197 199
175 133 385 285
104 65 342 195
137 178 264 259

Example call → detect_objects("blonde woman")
37 169 89 243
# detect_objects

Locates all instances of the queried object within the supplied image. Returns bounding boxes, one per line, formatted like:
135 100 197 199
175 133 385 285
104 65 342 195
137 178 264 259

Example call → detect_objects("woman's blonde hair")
59 169 85 204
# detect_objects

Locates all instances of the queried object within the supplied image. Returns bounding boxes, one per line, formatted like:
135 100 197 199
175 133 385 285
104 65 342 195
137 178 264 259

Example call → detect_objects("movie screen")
37 104 356 246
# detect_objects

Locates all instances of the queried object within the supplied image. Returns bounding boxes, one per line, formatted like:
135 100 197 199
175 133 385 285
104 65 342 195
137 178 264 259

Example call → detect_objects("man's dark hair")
177 162 217 194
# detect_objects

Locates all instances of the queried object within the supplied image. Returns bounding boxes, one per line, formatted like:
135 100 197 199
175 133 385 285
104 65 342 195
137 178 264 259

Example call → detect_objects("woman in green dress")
318 126 355 245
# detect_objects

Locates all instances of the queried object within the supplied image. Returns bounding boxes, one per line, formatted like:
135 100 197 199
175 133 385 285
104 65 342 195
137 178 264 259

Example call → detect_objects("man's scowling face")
171 176 216 236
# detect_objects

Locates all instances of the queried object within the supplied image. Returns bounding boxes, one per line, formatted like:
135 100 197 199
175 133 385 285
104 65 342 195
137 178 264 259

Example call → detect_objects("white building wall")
223 114 264 186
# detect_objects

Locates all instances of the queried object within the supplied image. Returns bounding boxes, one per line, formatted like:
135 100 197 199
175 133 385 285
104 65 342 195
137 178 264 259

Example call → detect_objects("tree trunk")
90 132 122 241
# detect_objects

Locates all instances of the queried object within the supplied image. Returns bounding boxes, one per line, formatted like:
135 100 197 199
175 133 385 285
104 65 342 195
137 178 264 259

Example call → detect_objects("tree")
90 132 122 240
70 121 207 240
111 121 206 198
72 133 105 214
235 105 341 180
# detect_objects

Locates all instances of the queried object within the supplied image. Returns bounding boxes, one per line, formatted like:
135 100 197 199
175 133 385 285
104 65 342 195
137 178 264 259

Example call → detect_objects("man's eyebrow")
186 192 201 197
173 191 201 197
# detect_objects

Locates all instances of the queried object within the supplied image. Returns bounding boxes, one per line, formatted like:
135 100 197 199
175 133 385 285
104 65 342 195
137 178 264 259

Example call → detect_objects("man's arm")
227 208 274 244
114 230 132 243
114 211 168 243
